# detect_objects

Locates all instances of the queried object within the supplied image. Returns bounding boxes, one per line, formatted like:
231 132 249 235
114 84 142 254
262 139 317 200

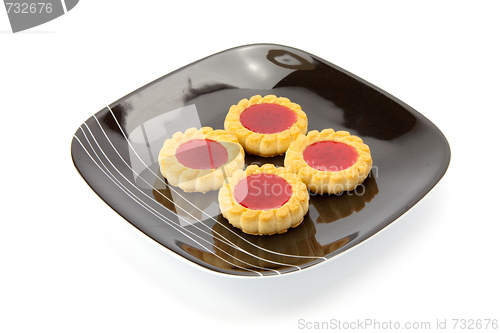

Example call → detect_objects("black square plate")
71 44 450 277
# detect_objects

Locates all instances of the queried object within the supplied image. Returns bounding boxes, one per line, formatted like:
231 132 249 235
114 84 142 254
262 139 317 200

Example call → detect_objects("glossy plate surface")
71 44 450 277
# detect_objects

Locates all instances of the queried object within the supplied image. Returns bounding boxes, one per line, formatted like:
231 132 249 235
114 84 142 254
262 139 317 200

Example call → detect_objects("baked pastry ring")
224 95 308 157
284 129 372 194
218 164 309 236
158 127 245 193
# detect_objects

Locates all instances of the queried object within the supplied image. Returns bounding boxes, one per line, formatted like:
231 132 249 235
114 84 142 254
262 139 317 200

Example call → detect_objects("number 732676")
5 2 53 14
452 319 498 330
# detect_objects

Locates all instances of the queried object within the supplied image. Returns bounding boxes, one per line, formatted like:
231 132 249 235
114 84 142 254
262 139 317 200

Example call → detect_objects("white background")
1 1 499 332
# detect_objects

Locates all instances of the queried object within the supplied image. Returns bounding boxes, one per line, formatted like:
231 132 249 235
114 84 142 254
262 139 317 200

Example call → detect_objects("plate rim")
71 43 451 277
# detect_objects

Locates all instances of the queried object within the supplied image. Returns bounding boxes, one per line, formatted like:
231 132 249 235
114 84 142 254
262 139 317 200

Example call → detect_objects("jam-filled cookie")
218 164 309 236
284 129 372 194
224 95 308 157
158 127 245 193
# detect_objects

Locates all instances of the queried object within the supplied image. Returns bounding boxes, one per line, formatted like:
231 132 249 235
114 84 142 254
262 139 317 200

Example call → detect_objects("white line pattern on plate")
85 116 310 272
82 117 317 274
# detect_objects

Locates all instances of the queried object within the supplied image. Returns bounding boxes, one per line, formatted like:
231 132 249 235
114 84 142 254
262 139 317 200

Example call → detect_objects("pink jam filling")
239 103 297 134
233 174 292 210
303 141 359 172
176 139 228 170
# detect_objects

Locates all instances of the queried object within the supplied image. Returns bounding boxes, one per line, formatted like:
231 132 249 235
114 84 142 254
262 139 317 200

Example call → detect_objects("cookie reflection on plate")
180 214 357 274
152 175 220 226
311 171 378 224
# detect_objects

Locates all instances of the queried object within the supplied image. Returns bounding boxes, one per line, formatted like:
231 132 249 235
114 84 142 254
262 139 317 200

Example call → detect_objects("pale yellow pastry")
218 164 309 236
284 129 372 194
224 95 307 157
158 127 245 193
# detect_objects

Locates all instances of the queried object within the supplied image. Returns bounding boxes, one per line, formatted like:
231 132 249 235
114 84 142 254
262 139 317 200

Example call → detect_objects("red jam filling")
240 103 297 134
176 139 228 170
234 174 292 210
303 141 359 172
